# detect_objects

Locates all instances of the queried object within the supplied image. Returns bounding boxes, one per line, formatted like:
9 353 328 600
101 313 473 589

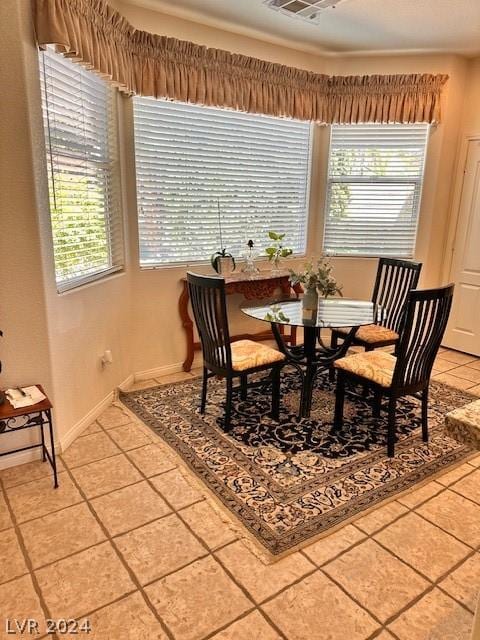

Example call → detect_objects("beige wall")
0 0 478 461
460 58 480 134
0 0 134 459
0 0 54 456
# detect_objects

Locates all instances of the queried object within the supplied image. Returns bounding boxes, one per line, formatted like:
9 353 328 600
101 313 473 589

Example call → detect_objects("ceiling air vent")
263 0 344 23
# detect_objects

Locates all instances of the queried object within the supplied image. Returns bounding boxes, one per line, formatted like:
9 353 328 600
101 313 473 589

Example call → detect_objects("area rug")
121 369 474 556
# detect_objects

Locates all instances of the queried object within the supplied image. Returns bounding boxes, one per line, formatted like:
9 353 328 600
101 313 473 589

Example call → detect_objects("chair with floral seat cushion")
331 258 422 352
187 272 285 431
333 284 454 457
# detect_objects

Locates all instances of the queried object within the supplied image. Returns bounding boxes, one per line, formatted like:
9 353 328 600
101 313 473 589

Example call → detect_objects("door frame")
442 133 480 284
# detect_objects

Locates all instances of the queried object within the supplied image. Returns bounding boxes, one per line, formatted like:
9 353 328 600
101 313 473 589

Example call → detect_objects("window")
40 48 123 292
323 124 429 258
133 98 312 266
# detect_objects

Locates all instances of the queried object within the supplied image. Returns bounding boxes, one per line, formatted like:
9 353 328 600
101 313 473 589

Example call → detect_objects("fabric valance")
33 0 448 123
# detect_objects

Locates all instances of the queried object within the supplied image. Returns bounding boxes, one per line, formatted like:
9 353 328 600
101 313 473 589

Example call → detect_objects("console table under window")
179 271 302 372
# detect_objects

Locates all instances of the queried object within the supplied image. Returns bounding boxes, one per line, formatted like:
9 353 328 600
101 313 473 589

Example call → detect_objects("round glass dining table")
241 297 383 418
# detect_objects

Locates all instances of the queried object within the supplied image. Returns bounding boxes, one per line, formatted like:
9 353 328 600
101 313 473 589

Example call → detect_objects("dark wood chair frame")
334 284 454 457
331 257 423 352
187 272 284 431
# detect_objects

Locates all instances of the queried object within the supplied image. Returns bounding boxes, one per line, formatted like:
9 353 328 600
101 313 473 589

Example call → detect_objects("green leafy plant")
289 258 343 298
210 248 235 273
265 231 292 269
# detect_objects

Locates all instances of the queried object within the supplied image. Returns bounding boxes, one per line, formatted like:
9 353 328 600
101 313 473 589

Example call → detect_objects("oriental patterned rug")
121 370 474 556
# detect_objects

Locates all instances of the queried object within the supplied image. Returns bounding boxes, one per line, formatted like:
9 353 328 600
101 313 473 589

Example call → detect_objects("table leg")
46 409 58 489
271 320 361 419
179 280 195 372
40 420 46 462
299 326 318 419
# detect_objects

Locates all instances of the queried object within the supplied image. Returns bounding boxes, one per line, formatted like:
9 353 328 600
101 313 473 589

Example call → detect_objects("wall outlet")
101 350 113 367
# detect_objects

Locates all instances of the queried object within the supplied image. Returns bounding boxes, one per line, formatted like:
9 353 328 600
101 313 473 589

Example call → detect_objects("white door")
444 140 480 355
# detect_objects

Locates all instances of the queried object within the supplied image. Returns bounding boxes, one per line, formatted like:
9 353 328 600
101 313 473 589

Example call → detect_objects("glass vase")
302 286 318 324
270 256 282 275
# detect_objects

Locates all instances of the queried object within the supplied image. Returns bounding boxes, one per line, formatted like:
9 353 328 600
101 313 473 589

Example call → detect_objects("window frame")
132 98 314 269
321 123 429 260
39 49 125 294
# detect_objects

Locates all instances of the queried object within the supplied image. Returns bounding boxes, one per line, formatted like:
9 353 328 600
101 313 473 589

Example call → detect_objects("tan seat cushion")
334 351 397 388
231 340 285 372
335 324 399 345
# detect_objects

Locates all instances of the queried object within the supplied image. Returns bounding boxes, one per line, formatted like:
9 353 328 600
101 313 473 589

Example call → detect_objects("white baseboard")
1 361 198 470
134 361 187 381
0 447 44 471
59 391 115 453
117 374 135 393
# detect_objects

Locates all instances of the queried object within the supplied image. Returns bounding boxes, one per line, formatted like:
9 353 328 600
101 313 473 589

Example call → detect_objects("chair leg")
333 372 346 430
240 375 247 401
271 366 281 421
224 378 233 431
329 332 338 382
387 397 397 457
421 388 429 443
200 367 208 414
373 389 382 418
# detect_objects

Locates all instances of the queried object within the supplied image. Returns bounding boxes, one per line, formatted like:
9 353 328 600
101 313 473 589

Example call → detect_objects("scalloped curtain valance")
33 0 448 124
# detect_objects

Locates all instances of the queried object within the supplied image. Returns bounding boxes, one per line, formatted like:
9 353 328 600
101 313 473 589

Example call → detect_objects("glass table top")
241 297 383 329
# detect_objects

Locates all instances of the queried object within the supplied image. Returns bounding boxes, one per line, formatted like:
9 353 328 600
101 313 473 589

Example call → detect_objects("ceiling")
127 0 480 56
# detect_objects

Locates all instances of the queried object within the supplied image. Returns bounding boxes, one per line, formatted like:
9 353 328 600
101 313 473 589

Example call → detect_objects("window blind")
323 124 429 258
40 48 124 292
133 98 312 266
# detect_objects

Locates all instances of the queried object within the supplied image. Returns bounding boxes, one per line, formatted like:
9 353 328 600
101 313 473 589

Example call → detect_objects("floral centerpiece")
289 258 342 313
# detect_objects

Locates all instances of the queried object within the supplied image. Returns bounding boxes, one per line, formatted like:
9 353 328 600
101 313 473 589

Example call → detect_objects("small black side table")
0 386 58 488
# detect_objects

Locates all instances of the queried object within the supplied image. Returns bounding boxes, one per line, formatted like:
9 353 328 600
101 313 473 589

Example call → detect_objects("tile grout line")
0 476 59 640
295 492 479 630
296 548 385 633
58 462 176 640
98 417 293 640
350 469 480 552
369 534 479 617
88 418 290 640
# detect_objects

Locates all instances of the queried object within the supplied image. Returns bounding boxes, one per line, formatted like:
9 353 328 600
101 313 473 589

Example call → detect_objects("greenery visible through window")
133 98 312 266
323 124 429 258
39 48 123 291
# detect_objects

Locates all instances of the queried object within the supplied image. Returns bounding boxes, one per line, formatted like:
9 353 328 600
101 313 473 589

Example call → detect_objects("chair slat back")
392 284 454 390
187 273 232 373
372 258 422 333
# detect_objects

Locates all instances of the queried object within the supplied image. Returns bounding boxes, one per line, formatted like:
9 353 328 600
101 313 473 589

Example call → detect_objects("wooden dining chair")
333 284 454 457
331 258 422 352
187 272 286 430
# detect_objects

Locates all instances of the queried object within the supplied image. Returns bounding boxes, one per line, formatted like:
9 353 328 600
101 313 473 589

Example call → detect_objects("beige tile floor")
0 348 479 640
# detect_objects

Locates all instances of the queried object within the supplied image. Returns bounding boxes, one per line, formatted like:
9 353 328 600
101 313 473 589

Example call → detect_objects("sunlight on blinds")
323 124 429 258
133 98 312 266
40 48 123 291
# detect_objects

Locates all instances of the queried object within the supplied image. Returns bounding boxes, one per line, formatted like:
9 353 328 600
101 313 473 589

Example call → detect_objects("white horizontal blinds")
133 98 311 266
324 124 429 258
40 48 123 291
